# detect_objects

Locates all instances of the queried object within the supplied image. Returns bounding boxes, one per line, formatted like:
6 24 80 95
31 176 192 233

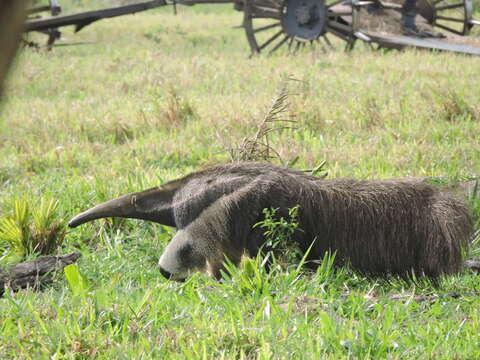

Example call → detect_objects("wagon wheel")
417 0 473 36
243 0 358 55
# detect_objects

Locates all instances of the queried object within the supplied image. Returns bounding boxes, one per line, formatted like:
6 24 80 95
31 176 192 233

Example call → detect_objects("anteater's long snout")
68 193 136 228
69 185 179 228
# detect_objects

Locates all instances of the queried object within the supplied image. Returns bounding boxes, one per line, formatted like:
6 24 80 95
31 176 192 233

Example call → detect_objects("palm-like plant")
0 198 66 263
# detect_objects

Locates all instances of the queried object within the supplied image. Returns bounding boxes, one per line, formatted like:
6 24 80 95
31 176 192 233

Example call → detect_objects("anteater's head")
68 164 267 281
69 178 197 280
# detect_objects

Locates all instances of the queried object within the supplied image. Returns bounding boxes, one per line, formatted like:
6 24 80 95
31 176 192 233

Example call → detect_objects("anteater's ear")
69 181 184 228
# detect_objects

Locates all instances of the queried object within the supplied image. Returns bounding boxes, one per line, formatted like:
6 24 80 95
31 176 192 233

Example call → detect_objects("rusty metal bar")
25 0 167 32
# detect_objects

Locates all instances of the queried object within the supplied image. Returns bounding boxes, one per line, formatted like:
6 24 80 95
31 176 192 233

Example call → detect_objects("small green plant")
0 197 66 262
221 206 308 296
254 206 303 267
306 159 329 178
221 255 273 297
64 263 90 296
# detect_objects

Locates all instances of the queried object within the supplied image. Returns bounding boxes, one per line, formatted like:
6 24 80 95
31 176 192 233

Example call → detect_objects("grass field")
0 1 480 358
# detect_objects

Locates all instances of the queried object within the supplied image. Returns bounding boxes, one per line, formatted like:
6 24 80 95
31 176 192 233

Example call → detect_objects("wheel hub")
282 0 327 40
295 3 317 25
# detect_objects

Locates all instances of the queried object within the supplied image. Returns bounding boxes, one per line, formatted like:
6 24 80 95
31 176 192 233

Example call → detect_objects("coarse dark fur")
69 162 473 280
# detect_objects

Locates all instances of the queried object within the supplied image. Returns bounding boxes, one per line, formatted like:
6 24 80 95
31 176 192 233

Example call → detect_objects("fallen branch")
464 258 480 272
0 252 81 296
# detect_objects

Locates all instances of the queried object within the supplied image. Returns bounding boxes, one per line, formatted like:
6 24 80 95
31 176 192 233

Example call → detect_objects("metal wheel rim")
243 0 357 55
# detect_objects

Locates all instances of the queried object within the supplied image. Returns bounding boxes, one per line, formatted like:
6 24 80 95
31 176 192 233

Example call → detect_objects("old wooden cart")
25 0 480 55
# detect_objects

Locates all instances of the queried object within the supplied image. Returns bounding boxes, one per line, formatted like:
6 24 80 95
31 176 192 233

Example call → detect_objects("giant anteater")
69 162 473 280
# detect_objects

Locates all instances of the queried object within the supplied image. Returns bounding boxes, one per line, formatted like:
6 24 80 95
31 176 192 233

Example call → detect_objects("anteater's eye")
177 243 196 268
179 243 193 259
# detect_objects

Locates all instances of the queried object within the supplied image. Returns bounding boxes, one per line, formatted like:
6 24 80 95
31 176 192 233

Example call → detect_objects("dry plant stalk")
229 77 298 163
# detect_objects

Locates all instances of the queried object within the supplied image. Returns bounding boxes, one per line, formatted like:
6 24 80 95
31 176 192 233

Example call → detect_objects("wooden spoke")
258 28 284 51
436 3 465 11
326 26 351 41
294 40 302 53
251 11 281 19
434 23 465 35
436 16 466 23
328 20 354 33
253 22 281 33
287 36 295 50
268 35 290 54
323 34 333 48
428 0 473 35
330 10 353 16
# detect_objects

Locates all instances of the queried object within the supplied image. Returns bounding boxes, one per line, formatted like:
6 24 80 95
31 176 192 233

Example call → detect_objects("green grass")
0 2 479 358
